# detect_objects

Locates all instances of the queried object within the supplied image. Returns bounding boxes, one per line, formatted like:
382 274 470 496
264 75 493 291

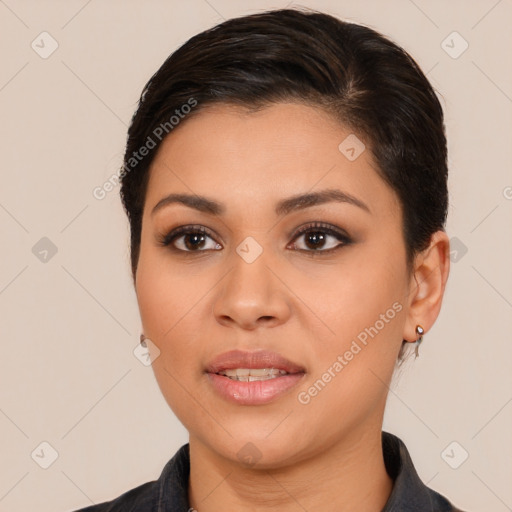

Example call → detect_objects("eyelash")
157 222 352 256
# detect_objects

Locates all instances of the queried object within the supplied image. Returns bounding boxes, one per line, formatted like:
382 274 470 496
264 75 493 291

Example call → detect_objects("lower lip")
207 372 305 405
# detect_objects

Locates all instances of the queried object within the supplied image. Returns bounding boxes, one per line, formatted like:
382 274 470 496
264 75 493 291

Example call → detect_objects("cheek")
135 249 209 374
136 259 207 424
299 247 407 416
136 246 193 340
302 249 405 345
294 266 405 439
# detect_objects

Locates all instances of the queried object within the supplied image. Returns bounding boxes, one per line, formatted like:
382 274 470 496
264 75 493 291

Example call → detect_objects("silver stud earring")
414 325 424 359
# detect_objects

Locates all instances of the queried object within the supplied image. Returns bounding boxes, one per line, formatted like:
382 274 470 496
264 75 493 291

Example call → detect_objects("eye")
158 222 352 254
288 222 352 254
158 225 221 252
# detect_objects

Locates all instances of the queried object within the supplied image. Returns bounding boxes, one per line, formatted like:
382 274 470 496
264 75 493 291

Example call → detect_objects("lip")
205 349 305 374
205 350 306 405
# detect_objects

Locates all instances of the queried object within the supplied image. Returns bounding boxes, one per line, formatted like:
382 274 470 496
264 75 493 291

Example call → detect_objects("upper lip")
205 349 305 374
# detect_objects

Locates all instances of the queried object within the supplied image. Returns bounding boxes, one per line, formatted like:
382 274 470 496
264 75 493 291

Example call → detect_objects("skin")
135 102 450 511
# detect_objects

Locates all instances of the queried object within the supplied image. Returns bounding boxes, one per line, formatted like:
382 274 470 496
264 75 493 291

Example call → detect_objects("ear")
403 230 451 342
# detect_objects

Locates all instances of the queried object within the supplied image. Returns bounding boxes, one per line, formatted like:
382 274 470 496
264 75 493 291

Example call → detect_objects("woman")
75 7 464 511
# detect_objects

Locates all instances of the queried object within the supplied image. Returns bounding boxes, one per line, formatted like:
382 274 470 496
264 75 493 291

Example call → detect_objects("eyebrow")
151 188 371 217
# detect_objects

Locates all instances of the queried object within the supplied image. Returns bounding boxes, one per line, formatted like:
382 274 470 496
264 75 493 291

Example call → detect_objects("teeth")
218 368 288 381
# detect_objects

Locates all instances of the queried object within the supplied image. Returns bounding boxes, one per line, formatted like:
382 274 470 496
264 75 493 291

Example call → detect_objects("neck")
188 426 393 512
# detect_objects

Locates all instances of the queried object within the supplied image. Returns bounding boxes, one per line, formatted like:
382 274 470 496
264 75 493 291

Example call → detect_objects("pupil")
306 232 325 249
185 233 205 250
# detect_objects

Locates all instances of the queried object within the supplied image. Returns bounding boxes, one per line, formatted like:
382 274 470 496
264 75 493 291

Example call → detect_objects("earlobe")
403 230 451 343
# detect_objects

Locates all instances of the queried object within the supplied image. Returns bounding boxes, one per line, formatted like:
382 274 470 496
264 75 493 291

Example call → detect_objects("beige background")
0 1 511 511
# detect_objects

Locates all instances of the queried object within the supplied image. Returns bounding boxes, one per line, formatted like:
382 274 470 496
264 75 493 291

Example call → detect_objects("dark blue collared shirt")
71 431 466 511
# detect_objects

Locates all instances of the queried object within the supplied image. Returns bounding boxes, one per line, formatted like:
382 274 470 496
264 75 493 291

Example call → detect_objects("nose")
212 249 292 330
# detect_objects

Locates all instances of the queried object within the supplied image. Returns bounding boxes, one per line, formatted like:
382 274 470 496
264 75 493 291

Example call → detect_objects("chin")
200 429 310 470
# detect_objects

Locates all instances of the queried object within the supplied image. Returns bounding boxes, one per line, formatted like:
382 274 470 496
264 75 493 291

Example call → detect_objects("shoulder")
69 444 191 512
381 432 468 512
427 487 467 512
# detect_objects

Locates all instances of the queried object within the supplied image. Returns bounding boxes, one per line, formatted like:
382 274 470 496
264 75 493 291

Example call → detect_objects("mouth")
216 367 291 381
205 350 306 405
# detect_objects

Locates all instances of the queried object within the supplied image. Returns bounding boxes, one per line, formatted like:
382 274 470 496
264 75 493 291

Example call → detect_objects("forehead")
145 102 400 219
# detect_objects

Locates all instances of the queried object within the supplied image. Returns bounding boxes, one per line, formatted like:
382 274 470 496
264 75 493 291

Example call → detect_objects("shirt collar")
381 431 448 511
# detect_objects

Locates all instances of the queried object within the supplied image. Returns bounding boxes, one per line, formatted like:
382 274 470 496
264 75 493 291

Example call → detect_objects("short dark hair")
120 7 448 284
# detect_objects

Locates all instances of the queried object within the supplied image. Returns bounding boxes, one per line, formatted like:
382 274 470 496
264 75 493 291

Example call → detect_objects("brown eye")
289 223 352 254
159 225 222 252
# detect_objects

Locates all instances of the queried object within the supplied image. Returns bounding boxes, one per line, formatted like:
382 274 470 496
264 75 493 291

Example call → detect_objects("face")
135 102 413 468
